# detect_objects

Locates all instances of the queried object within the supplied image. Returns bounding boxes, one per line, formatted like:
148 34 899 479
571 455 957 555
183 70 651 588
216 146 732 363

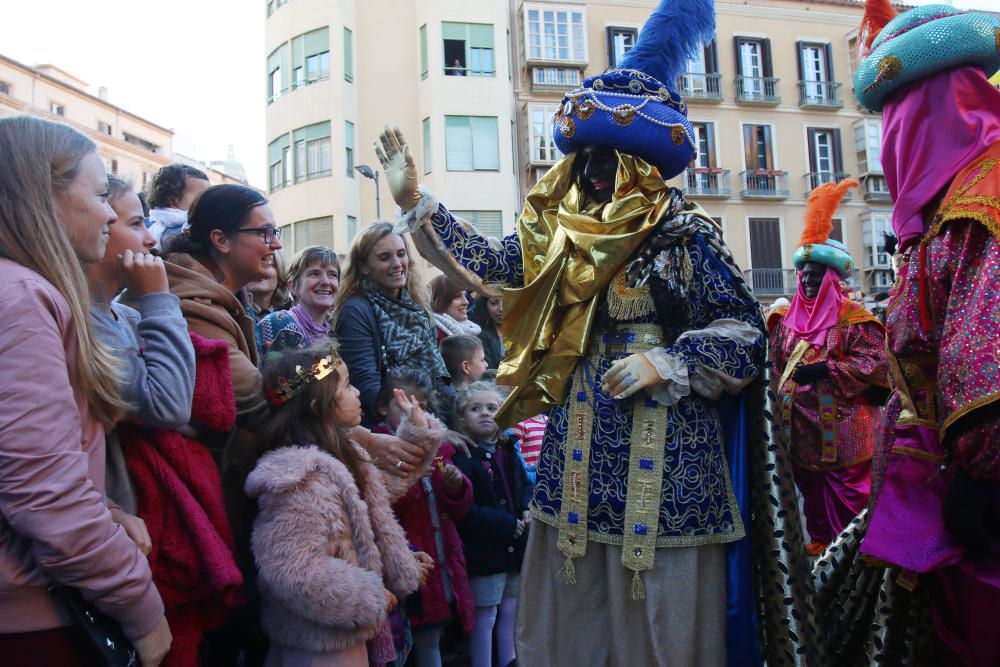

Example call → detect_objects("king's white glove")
601 353 661 400
374 125 422 213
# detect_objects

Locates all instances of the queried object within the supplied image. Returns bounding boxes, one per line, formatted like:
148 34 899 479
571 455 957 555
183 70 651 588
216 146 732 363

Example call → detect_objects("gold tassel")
562 557 577 585
606 271 655 321
630 570 645 601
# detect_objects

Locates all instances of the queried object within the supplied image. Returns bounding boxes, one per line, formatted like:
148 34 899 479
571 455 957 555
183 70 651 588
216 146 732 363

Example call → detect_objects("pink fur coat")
245 441 422 653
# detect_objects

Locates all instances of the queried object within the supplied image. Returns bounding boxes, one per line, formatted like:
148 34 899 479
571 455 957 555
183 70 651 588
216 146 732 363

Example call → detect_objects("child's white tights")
471 594 517 667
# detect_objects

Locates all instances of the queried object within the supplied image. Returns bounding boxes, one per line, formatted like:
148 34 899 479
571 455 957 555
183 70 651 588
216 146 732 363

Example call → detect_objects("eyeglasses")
236 225 282 244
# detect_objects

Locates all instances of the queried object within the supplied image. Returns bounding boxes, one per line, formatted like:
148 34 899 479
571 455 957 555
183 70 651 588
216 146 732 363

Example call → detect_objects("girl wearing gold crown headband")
249 342 443 666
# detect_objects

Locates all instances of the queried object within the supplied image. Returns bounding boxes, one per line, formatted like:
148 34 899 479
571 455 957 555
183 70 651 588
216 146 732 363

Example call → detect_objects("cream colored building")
265 0 897 296
265 0 518 255
0 55 174 191
0 54 255 195
512 0 898 298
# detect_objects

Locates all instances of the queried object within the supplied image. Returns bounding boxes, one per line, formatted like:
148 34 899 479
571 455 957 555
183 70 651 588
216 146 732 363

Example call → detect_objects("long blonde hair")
0 116 127 428
332 221 429 323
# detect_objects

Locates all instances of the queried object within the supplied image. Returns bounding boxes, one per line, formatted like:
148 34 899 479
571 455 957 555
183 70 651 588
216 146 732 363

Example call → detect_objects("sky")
0 0 267 187
0 0 996 190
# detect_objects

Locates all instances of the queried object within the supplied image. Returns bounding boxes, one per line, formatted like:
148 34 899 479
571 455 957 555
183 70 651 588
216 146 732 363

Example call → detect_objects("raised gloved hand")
792 362 829 385
374 125 422 213
601 353 660 400
943 467 998 557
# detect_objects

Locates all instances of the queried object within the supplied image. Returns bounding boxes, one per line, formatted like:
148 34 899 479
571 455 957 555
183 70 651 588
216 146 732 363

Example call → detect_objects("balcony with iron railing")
804 172 852 197
734 77 780 106
743 268 797 296
861 174 892 203
684 168 731 198
797 81 843 109
529 65 584 93
739 170 789 199
676 73 723 102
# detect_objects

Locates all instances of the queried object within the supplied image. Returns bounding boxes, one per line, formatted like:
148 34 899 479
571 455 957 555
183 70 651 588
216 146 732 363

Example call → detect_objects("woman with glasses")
161 183 283 665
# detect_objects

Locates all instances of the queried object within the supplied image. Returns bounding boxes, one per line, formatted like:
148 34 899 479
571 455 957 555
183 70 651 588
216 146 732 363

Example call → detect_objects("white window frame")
527 103 562 164
523 3 588 63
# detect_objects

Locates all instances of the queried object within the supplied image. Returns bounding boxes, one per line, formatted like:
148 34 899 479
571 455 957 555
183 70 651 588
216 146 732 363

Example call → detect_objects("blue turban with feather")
552 0 715 180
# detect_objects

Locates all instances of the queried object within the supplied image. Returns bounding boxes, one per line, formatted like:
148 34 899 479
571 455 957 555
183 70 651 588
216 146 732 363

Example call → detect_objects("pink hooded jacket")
0 260 164 639
246 443 422 653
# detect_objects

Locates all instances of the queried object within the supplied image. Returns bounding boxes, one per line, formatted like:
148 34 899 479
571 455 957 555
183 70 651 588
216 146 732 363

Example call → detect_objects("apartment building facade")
512 0 898 297
0 56 174 190
265 0 518 255
265 0 903 296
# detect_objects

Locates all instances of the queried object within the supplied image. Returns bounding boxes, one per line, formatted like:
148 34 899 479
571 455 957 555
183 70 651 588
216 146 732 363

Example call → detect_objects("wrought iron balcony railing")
684 168 731 197
797 81 843 109
804 172 852 197
743 268 797 296
677 73 723 101
739 170 789 199
734 77 780 105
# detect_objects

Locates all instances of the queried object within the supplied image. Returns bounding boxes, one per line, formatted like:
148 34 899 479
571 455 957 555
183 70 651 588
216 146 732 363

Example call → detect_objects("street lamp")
355 164 381 219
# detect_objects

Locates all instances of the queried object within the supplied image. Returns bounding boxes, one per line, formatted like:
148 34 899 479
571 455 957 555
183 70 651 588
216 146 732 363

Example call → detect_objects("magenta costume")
811 1 1000 659
769 270 888 545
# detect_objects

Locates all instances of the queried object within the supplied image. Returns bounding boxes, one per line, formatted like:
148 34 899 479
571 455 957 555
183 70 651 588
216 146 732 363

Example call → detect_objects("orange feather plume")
860 0 898 55
800 179 859 246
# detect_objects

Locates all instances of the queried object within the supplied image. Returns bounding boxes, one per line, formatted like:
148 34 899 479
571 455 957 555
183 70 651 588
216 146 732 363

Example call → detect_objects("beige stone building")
265 0 898 297
0 54 257 196
265 0 518 255
0 55 174 191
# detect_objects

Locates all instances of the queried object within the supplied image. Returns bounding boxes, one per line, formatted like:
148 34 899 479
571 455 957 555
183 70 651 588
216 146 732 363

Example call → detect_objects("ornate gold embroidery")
671 126 685 145
576 99 596 120
878 55 902 81
606 270 655 321
940 389 1000 442
560 117 576 139
613 105 636 126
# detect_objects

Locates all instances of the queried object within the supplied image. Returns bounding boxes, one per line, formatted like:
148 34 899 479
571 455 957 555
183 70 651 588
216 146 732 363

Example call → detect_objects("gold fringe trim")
630 570 645 601
606 270 656 321
561 557 577 585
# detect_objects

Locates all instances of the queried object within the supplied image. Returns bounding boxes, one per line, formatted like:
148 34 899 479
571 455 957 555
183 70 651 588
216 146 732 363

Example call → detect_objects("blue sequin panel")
430 204 524 287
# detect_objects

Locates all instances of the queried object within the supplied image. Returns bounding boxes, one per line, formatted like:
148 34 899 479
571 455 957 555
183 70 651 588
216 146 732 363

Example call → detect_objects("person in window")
146 164 210 250
767 180 888 557
812 2 1000 665
447 58 465 76
370 0 813 663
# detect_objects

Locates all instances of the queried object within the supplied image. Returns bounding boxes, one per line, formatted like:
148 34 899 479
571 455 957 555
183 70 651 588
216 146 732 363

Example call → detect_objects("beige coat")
163 252 266 560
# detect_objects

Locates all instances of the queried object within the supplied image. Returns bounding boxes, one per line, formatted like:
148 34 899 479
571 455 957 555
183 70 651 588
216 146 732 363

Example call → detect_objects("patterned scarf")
367 287 449 380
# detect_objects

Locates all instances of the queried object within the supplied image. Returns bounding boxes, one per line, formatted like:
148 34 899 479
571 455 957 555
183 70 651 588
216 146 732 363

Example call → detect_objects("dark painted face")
800 262 826 299
575 145 617 204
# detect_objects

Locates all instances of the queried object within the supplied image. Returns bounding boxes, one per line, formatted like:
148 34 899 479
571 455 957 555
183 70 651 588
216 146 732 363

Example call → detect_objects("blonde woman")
0 116 171 665
333 222 446 426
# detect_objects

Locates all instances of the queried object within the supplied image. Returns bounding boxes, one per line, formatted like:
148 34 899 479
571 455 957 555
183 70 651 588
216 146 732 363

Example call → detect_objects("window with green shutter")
344 28 353 82
451 210 503 238
267 43 290 102
422 118 431 174
293 122 332 181
442 22 495 76
420 24 428 79
445 116 499 172
346 215 358 245
268 134 291 191
345 121 355 177
291 27 330 89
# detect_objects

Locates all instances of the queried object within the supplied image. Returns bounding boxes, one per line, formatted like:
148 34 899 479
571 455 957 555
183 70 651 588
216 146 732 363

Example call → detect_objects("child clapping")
451 381 534 667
